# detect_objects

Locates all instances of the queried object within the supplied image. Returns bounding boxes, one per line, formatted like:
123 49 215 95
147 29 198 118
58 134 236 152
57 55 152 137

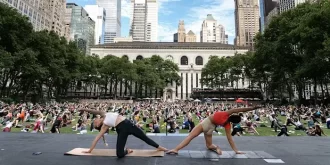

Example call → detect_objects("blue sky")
67 0 235 44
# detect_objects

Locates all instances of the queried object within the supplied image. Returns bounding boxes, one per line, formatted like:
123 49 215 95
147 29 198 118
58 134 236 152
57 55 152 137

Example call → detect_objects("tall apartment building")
129 0 158 42
49 0 66 36
66 3 95 55
1 0 66 37
234 0 260 47
64 3 72 41
200 14 228 44
84 5 106 45
96 0 121 43
278 0 306 13
0 0 52 31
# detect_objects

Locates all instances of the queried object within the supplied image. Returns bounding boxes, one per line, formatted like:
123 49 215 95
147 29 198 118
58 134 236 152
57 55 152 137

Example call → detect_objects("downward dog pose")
79 109 167 158
167 106 261 155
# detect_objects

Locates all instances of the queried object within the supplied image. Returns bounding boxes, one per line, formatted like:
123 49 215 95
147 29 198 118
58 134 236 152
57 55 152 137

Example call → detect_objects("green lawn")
6 114 330 136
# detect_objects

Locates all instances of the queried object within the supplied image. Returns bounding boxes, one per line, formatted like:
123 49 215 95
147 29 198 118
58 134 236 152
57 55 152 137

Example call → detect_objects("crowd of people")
0 100 329 137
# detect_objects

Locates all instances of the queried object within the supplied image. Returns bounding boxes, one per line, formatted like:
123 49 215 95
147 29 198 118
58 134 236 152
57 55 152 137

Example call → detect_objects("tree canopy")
0 2 180 102
201 0 330 104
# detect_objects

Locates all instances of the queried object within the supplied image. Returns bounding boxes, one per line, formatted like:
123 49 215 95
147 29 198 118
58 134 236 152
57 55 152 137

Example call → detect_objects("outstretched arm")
225 127 242 154
102 135 108 146
79 109 106 117
83 125 110 153
226 106 261 115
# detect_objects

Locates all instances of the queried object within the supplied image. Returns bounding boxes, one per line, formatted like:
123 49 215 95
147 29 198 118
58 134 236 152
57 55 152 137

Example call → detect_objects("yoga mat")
64 148 164 157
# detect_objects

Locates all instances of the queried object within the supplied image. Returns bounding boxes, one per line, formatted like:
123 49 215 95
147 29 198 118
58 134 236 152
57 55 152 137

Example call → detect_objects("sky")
67 0 236 44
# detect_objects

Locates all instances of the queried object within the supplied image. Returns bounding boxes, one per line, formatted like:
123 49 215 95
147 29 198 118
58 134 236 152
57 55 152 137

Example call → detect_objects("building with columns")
90 42 250 101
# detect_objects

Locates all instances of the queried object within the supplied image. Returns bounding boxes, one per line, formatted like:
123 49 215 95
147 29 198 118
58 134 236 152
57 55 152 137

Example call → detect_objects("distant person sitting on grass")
149 118 160 133
2 120 14 132
277 125 289 136
50 115 62 133
327 117 330 129
293 118 307 131
313 125 327 136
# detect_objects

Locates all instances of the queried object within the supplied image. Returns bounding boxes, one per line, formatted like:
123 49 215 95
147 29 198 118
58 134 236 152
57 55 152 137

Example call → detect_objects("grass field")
7 114 330 136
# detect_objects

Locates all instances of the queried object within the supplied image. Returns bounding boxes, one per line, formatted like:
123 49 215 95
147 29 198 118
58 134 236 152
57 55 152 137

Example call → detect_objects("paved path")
0 133 329 165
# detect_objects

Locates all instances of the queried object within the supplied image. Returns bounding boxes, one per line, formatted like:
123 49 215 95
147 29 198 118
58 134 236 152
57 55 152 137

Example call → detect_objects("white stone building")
90 42 250 100
96 0 121 43
200 14 228 44
84 5 106 45
113 36 133 43
129 0 158 42
1 0 52 32
279 0 306 13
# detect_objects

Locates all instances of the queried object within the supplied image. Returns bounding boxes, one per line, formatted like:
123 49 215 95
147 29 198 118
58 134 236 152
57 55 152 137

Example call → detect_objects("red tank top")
213 111 231 129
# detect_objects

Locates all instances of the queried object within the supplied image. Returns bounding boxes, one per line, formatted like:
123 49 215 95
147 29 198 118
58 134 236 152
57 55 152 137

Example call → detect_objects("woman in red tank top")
167 105 261 155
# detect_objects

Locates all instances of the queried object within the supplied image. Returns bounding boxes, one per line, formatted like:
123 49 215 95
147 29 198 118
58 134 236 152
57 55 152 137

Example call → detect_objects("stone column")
172 89 175 102
163 89 166 102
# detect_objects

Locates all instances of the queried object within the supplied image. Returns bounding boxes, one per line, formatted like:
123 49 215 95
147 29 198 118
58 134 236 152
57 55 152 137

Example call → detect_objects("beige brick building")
185 30 196 42
173 20 196 42
1 0 66 38
234 0 260 47
49 0 66 36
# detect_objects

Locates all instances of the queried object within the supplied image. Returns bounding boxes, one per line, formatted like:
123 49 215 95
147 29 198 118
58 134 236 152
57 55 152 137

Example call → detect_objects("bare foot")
157 146 168 152
215 146 222 155
126 148 133 154
166 149 178 155
209 146 222 155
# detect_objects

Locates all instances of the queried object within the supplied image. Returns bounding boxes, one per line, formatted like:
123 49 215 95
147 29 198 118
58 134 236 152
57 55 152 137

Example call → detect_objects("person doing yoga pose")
167 105 261 155
79 109 167 158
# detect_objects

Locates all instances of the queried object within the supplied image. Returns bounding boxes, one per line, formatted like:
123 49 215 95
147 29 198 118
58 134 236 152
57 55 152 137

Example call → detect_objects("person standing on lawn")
167 105 262 155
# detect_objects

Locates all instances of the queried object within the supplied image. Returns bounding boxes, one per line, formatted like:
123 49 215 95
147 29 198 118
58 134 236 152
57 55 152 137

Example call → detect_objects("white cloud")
157 0 235 43
121 0 131 18
122 0 180 18
158 22 177 42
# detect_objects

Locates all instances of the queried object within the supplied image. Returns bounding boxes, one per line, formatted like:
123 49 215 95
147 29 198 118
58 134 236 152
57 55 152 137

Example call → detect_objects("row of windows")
119 55 204 66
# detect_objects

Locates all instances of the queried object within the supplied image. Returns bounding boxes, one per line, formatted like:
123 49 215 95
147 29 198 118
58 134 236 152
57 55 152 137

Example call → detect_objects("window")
136 55 143 60
122 55 129 61
195 56 203 65
180 56 188 65
166 55 173 61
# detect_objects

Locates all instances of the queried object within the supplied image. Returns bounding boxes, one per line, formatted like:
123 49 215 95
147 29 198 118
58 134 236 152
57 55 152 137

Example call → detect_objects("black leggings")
115 119 159 158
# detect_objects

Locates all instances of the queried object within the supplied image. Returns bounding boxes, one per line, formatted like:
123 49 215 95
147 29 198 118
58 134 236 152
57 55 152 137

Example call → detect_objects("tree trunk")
313 77 317 105
320 80 324 100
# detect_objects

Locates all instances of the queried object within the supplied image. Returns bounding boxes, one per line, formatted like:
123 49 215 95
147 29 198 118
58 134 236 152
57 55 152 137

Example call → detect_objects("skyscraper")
177 20 186 42
234 0 260 47
96 0 121 43
130 0 158 42
49 0 66 36
66 3 95 55
84 5 106 45
279 0 306 13
260 0 278 32
0 0 52 32
200 14 228 44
